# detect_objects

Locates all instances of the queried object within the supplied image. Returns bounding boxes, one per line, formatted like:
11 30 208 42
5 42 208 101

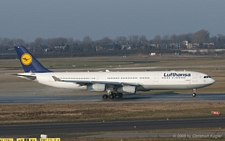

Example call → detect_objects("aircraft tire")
102 94 108 99
192 93 196 97
109 94 114 99
118 93 123 98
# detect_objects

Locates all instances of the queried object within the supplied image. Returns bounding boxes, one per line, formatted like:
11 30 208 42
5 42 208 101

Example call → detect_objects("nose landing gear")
192 89 196 97
192 93 196 97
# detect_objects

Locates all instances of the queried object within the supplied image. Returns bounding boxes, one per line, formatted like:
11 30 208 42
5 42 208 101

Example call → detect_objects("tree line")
1 29 225 58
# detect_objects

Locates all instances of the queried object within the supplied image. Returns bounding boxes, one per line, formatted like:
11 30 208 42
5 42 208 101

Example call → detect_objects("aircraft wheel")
192 93 196 97
109 94 115 99
118 93 123 98
102 94 108 99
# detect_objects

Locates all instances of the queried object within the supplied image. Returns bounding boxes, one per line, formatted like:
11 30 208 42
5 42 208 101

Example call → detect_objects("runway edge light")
40 134 47 138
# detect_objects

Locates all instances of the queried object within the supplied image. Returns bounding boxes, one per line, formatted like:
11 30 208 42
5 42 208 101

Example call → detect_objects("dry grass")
1 54 225 69
0 102 224 124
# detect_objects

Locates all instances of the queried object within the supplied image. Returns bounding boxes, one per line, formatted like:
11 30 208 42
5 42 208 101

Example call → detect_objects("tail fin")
14 46 51 73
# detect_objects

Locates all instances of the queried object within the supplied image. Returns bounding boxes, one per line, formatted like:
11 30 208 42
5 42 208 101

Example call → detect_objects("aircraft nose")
210 78 216 84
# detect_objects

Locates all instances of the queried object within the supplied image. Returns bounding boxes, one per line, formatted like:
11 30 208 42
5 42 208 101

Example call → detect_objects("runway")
0 93 225 103
0 117 225 138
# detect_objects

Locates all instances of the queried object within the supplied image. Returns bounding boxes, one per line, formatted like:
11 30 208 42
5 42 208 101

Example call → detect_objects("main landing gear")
192 89 196 97
102 90 123 99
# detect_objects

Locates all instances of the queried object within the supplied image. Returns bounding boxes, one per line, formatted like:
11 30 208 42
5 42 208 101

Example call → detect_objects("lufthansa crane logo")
21 53 32 65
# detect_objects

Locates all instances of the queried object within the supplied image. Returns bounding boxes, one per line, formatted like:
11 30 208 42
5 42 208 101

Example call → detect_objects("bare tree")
115 36 127 45
54 37 68 46
170 34 178 43
153 35 161 44
96 37 112 45
82 36 92 44
218 34 225 43
129 35 139 47
12 38 25 46
192 29 209 43
178 33 192 43
67 37 74 46
215 34 225 48
34 38 44 46
139 35 148 45
2 38 11 46
162 35 170 43
0 38 2 46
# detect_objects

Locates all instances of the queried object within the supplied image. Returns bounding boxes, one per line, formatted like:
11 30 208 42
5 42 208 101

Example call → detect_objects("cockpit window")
204 76 211 78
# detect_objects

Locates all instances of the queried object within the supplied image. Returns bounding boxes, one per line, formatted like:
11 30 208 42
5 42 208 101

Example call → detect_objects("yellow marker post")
40 138 60 141
0 138 13 141
16 138 37 141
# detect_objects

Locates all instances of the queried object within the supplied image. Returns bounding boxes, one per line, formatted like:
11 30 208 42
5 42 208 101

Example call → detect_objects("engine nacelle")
87 84 106 92
136 86 151 91
117 86 136 94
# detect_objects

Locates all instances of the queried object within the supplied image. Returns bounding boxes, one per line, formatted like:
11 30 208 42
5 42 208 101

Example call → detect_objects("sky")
0 0 225 42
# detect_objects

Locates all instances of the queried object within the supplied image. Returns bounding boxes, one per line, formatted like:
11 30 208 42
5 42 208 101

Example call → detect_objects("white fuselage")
19 70 215 92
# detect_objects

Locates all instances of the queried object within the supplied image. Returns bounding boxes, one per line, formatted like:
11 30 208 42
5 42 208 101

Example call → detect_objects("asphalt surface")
0 117 225 138
0 93 225 103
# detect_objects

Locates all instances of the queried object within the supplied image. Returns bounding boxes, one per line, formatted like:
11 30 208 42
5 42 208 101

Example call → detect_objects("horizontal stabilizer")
16 74 36 80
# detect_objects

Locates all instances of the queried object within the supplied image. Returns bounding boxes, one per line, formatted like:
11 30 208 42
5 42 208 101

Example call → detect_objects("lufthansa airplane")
14 46 215 99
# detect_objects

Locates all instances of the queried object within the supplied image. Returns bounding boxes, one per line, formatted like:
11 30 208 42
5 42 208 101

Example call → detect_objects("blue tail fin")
14 46 51 73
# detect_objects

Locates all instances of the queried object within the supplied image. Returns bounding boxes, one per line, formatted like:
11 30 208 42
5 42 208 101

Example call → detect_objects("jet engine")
117 86 136 94
87 84 106 91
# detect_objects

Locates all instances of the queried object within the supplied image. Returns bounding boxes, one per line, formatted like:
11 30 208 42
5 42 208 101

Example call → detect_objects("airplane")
14 46 215 99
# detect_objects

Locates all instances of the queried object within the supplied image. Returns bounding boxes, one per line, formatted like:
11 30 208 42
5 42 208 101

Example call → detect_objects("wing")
52 76 139 86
